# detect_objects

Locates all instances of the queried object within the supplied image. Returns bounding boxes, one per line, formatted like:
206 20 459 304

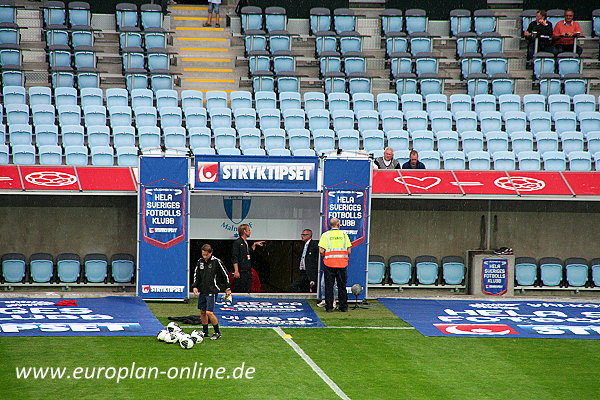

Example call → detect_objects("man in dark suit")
289 229 319 292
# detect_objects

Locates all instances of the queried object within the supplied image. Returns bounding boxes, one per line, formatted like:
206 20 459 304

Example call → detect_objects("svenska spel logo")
142 285 151 294
197 162 219 183
434 324 518 335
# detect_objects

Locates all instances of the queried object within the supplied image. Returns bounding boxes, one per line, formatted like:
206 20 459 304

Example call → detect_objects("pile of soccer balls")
156 322 204 350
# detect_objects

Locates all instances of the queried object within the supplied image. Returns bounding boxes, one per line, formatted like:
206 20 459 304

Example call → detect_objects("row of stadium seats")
6 88 600 118
0 252 135 285
368 255 466 286
515 256 600 288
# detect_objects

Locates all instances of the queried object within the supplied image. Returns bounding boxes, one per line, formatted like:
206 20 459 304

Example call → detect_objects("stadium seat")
539 257 563 287
450 94 472 115
415 255 438 285
56 253 81 283
443 150 466 170
591 258 600 287
111 253 135 283
450 9 471 37
425 94 448 113
404 9 427 35
368 255 385 284
468 150 491 170
258 108 281 131
436 130 459 153
517 150 541 170
304 92 326 111
568 151 592 171
39 144 62 165
485 131 509 154
12 144 36 165
389 255 412 285
441 255 465 285
181 90 203 113
29 253 54 283
564 257 588 287
84 253 108 283
420 150 440 169
380 9 403 36
492 150 516 170
1 253 26 283
552 112 577 134
514 256 538 287
498 94 521 114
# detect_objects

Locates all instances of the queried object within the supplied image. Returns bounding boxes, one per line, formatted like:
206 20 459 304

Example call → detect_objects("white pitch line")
273 327 351 400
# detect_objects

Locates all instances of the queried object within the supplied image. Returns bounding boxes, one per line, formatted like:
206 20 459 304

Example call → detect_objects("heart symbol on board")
394 176 442 190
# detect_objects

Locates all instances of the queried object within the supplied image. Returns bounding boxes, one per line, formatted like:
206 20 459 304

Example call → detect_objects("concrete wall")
0 195 137 259
370 198 600 263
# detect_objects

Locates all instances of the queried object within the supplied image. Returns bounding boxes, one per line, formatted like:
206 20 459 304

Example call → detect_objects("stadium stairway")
169 3 240 93
13 2 49 90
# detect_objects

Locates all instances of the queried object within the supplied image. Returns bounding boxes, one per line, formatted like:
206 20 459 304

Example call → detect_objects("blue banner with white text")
379 298 600 339
194 155 319 192
321 158 371 300
138 157 189 301
482 259 508 295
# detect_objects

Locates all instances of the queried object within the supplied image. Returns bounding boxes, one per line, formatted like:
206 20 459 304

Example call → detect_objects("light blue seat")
517 150 541 170
36 124 59 146
307 109 330 132
293 148 316 156
386 129 409 150
181 90 203 113
184 107 207 129
138 126 161 151
279 92 301 111
352 93 375 112
539 74 561 97
31 104 56 127
460 130 484 153
552 111 577 134
376 93 399 114
450 9 471 37
230 91 253 111
214 127 237 151
381 9 403 35
367 255 385 284
28 86 52 106
565 257 588 287
460 53 483 79
134 106 157 128
159 106 183 128
380 110 404 133
560 131 584 156
467 150 491 170
252 72 275 93
241 6 263 33
362 129 385 153
533 52 555 79
333 8 356 35
125 71 148 91
254 91 276 110
80 88 103 108
409 32 432 56
578 112 600 136
411 129 434 151
204 90 227 112
1 68 23 86
233 108 257 130
109 105 132 128
268 31 291 53
150 73 174 92
106 88 129 109
38 144 62 164
164 126 188 151
428 110 452 133
119 29 142 49
400 93 423 112
535 131 559 153
336 128 360 151
547 94 571 115
0 143 8 164
425 93 448 113
310 7 331 35
263 128 286 151
539 257 563 287
492 150 516 170
573 94 596 117
12 144 35 164
64 144 88 165
312 129 335 155
331 109 354 132
111 253 135 283
385 33 408 58
557 53 581 78
415 255 438 285
113 126 136 148
473 9 497 35
523 94 546 116
68 2 91 26
71 26 94 47
88 126 110 147
56 253 81 283
140 3 162 30
283 108 306 132
498 94 521 114
347 75 371 95
395 73 418 95
192 147 216 155
420 150 440 169
389 255 412 284
188 126 211 150
528 111 552 134
405 9 427 35
568 151 592 171
258 108 281 131
327 92 350 112
591 258 600 287
456 32 478 57
9 124 32 146
586 132 600 155
2 253 26 283
84 253 108 283
395 149 411 165
315 32 337 57
483 53 508 77
356 110 379 132
304 92 326 111
218 147 241 155
404 110 428 133
30 253 54 283
491 74 514 97
450 94 472 115
473 94 496 115
155 89 178 110
436 130 459 153
90 145 114 165
238 128 262 151
503 111 527 132
454 110 478 134
563 75 586 98
58 104 82 127
443 150 466 170
484 129 508 152
515 257 537 286
339 34 362 55
273 54 296 75
83 105 107 127
442 255 465 285
42 2 65 26
467 73 489 96
268 148 290 156
3 85 25 104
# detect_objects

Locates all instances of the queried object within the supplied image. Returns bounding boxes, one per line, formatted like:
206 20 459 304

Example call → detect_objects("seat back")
2 253 26 283
515 256 537 286
415 255 438 285
56 252 81 283
367 255 385 284
539 257 563 286
111 253 135 283
84 253 108 283
442 255 465 285
30 253 54 283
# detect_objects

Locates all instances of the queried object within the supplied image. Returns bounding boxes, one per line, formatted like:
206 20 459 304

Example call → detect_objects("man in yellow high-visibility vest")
318 217 352 312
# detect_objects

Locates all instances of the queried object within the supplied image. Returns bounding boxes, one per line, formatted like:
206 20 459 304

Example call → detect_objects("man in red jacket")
552 9 583 56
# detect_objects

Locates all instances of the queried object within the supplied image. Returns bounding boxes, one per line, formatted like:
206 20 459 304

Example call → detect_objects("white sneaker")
317 300 326 307
333 300 337 309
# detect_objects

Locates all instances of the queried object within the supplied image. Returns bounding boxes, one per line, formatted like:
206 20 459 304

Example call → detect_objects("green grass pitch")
1 299 598 400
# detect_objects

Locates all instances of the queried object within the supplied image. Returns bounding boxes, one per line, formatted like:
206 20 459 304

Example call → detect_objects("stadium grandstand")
0 0 600 296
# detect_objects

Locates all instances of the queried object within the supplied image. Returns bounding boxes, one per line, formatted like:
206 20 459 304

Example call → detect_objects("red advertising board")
0 166 23 190
20 166 81 191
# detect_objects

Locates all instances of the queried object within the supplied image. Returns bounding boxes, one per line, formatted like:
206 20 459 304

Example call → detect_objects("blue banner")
194 155 319 192
379 298 600 339
215 297 325 327
138 157 189 301
0 297 164 337
482 259 508 295
322 158 371 300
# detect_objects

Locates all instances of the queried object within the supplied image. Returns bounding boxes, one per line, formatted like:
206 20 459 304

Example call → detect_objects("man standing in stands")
402 149 426 169
552 9 582 56
289 229 319 292
374 147 401 169
192 244 231 340
231 224 264 292
319 218 352 313
524 10 553 60
204 0 222 28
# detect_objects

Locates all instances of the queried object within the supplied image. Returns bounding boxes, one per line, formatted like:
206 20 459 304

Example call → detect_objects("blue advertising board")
321 158 371 300
482 258 508 295
194 155 319 192
138 157 189 301
379 298 600 339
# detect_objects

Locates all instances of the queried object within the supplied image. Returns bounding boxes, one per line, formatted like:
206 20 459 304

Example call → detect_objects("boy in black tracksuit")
191 244 231 340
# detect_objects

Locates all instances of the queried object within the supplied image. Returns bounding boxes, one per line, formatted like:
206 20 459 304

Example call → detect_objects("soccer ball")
156 329 169 341
180 337 194 349
167 322 181 333
177 332 191 342
190 330 204 344
164 332 178 343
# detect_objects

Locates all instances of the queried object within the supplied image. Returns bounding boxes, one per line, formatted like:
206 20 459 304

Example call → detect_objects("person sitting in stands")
402 149 426 169
552 9 583 56
374 147 400 169
524 10 553 60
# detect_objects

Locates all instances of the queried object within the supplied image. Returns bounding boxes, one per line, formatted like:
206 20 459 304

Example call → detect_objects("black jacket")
231 237 252 272
304 239 319 283
191 255 230 294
